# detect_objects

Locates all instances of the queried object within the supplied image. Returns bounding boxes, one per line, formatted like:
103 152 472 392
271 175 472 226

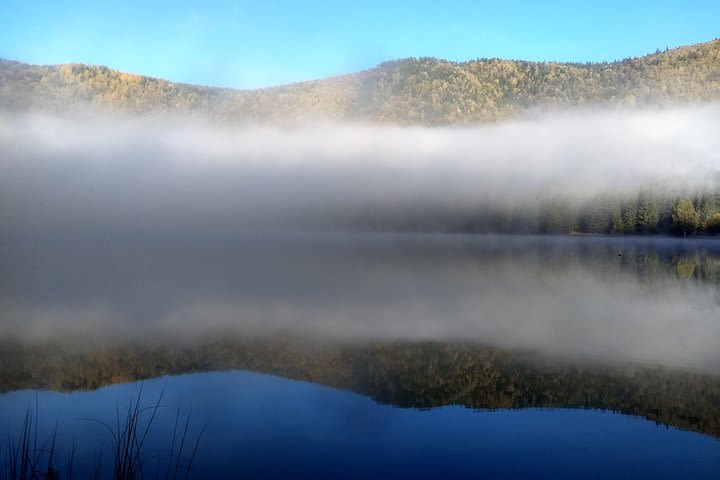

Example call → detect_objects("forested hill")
1 39 720 125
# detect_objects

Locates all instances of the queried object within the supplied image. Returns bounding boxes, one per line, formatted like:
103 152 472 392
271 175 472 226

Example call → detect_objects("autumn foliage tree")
672 198 700 237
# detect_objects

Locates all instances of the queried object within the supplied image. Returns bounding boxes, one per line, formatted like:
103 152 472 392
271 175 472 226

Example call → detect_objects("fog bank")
1 107 719 235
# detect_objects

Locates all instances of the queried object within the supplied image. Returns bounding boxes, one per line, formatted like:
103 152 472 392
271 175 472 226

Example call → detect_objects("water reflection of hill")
2 340 719 439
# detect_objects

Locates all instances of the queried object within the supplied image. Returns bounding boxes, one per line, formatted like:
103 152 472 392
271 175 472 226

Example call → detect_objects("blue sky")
1 1 718 89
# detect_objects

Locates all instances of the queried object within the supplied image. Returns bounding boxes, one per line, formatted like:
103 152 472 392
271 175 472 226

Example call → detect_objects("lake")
1 234 719 478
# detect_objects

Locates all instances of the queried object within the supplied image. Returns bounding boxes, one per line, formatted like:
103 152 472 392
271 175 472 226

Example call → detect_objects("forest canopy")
1 39 720 125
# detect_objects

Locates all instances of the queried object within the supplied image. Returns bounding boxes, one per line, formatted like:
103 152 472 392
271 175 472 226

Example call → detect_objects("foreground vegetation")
1 39 719 125
0 388 203 480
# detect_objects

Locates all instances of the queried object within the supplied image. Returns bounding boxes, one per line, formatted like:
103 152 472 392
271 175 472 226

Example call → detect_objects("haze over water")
2 111 720 479
0 233 718 371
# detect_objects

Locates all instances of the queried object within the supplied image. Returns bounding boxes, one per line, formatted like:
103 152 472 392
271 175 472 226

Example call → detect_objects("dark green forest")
358 188 720 236
2 39 720 125
500 190 720 236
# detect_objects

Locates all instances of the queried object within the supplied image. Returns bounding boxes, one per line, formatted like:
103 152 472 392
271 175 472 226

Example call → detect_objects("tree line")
540 190 719 236
2 39 720 125
455 189 720 237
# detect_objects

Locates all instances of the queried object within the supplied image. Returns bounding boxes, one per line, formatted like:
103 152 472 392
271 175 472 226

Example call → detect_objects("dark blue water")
1 370 718 479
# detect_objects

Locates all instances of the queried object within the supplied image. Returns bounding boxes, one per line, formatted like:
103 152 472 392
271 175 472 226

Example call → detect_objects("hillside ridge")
1 38 719 124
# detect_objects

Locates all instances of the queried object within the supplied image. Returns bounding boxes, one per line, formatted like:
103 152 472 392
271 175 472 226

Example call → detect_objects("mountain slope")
1 39 720 124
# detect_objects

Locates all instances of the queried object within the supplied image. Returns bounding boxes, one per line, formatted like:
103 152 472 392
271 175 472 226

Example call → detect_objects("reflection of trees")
634 251 661 285
673 255 699 280
2 340 719 439
498 240 720 296
556 242 720 288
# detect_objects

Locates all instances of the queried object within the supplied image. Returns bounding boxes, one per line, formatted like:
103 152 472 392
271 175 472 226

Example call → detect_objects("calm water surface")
1 234 719 478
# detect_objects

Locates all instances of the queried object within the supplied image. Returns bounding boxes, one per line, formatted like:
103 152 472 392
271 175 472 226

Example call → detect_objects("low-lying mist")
2 108 720 372
1 235 719 372
1 106 719 236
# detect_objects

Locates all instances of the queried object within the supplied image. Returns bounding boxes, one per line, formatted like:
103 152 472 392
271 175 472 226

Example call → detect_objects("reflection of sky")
1 371 718 479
